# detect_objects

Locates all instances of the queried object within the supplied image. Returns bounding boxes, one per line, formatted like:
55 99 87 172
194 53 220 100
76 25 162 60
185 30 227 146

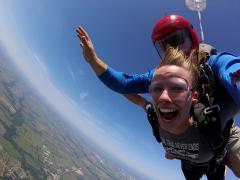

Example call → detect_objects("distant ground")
0 48 140 179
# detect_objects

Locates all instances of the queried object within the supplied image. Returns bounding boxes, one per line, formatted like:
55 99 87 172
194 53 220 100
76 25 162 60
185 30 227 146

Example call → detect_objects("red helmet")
152 14 199 58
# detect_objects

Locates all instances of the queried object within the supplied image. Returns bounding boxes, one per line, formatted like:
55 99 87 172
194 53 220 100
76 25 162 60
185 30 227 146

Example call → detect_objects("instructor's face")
150 65 194 134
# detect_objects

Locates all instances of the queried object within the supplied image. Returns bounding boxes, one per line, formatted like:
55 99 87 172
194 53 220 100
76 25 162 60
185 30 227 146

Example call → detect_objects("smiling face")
150 65 195 134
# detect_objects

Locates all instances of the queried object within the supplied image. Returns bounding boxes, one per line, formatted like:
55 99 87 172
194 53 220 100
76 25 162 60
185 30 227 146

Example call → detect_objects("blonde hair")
156 47 199 89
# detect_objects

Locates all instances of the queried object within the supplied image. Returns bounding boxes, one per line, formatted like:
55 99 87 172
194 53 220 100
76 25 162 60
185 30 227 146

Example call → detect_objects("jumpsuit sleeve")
208 53 240 107
98 67 154 94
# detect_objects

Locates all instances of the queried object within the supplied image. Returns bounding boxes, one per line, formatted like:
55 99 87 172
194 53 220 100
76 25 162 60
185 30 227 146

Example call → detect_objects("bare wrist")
88 56 107 75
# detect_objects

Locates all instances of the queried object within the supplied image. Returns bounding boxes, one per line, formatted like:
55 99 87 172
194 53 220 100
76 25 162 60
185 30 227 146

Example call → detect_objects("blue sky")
0 1 239 179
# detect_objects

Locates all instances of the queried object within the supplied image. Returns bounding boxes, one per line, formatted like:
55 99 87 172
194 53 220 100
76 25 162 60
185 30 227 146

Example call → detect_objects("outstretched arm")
76 26 154 94
76 26 107 75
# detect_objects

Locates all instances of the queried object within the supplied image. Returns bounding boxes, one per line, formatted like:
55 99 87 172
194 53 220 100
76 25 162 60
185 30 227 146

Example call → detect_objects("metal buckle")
203 104 220 115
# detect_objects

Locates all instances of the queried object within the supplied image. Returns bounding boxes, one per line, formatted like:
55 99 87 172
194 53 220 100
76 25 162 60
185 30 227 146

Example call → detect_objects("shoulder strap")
197 43 217 106
145 103 161 143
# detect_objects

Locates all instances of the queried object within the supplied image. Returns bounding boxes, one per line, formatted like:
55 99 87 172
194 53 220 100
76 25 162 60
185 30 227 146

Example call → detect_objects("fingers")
79 36 88 47
80 42 84 48
76 26 91 48
76 26 89 40
78 36 87 48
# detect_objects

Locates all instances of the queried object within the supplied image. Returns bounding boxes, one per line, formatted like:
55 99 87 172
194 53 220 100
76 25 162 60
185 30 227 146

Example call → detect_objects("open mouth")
158 108 178 121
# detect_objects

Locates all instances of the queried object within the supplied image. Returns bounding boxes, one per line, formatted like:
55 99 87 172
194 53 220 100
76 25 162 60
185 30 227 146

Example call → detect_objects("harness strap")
193 103 233 173
145 103 161 143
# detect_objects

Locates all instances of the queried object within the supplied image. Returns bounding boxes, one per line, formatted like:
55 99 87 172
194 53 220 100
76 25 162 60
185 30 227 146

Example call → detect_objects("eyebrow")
152 74 188 81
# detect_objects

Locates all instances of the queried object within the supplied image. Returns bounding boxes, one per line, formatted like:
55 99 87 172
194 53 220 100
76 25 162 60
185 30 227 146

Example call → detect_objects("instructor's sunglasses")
154 29 193 59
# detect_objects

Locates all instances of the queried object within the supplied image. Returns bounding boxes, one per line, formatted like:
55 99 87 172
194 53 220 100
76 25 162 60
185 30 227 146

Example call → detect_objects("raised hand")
76 26 107 75
76 26 97 64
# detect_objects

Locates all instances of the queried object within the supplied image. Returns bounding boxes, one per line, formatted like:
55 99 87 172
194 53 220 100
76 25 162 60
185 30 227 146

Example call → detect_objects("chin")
159 119 177 133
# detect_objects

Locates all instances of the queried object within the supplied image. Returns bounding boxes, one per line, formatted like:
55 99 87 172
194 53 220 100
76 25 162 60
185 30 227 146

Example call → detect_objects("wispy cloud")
69 66 76 81
33 53 49 76
80 92 88 100
67 63 85 82
63 60 76 82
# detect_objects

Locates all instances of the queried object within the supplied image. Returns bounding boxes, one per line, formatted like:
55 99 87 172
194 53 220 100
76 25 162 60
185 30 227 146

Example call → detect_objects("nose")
158 89 171 102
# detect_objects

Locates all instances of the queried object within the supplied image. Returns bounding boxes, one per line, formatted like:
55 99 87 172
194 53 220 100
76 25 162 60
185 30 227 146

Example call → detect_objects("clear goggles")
150 76 193 98
154 29 193 59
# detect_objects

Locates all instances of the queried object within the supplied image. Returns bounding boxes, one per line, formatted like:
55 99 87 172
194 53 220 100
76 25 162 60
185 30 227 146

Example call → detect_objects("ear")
192 91 199 104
